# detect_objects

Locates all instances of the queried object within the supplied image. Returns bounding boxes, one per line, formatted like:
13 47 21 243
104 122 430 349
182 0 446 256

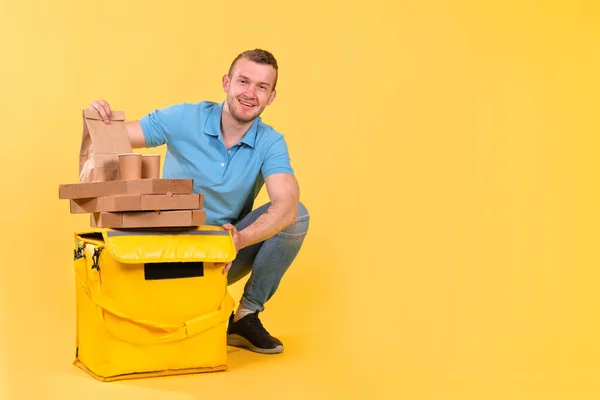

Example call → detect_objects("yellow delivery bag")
72 226 236 381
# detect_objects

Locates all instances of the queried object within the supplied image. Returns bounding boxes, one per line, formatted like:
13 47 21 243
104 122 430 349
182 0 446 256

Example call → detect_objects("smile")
238 99 256 109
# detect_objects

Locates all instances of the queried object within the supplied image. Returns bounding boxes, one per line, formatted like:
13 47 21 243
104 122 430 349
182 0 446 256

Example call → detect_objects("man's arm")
126 121 147 148
230 173 300 251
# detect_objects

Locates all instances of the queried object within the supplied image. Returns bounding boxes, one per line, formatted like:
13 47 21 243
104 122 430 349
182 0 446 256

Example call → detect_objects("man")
88 49 309 354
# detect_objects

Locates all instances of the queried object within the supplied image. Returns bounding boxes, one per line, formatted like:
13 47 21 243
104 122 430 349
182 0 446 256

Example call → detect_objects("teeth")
240 100 254 107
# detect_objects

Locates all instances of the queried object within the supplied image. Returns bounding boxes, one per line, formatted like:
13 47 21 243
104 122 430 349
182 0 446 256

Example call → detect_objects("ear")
222 74 230 92
267 89 277 105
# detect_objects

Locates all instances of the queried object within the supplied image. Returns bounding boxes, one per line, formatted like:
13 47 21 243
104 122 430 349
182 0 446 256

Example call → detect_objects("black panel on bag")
144 262 204 280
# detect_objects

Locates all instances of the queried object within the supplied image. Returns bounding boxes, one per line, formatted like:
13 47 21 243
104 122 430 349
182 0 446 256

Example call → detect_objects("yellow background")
1 0 600 398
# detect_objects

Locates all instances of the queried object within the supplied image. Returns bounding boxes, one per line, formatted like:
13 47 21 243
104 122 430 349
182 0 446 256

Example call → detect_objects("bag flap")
77 227 236 264
83 109 126 121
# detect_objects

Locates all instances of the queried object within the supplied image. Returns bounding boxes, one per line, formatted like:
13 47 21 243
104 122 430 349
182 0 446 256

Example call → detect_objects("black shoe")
227 312 284 354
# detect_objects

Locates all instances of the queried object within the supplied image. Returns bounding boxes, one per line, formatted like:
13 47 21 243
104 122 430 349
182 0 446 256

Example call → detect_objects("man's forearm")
238 200 298 250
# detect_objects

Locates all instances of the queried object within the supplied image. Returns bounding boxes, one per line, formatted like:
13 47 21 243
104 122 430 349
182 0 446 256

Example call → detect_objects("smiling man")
88 49 310 354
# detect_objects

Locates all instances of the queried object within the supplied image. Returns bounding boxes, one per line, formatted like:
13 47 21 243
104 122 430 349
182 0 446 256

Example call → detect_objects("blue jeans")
227 202 310 312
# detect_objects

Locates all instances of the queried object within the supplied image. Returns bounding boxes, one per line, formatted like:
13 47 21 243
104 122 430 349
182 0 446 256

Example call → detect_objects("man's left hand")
217 223 243 274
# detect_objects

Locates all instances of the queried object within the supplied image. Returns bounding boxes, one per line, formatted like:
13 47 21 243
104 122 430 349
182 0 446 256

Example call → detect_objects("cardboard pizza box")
70 193 204 214
90 209 207 229
59 179 193 199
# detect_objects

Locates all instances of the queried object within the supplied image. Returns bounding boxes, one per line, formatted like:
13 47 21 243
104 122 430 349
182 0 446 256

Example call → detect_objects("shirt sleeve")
261 136 295 178
138 104 185 148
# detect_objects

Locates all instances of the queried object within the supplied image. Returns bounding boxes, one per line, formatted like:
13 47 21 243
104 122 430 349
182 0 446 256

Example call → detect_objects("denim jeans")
227 202 310 312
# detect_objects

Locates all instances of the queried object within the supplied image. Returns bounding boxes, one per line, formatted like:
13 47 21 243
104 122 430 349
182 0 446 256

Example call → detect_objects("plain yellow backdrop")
1 0 600 399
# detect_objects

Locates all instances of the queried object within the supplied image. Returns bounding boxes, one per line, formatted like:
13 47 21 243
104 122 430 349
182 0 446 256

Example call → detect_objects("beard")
227 96 264 124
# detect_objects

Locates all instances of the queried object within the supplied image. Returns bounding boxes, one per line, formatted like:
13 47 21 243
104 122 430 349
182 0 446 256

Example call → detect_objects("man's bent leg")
229 202 310 311
226 202 310 354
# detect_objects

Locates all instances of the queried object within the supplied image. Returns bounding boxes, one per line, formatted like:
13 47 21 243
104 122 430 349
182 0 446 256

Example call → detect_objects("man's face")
223 57 277 124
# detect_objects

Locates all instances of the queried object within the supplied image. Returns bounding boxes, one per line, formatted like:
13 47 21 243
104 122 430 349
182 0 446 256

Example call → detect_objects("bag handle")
76 267 235 345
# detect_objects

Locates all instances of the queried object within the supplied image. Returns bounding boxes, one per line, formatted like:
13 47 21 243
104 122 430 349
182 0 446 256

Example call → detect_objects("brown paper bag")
79 109 132 182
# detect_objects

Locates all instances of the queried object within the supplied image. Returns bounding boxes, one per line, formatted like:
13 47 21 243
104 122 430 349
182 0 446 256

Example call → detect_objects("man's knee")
278 202 309 236
297 201 309 221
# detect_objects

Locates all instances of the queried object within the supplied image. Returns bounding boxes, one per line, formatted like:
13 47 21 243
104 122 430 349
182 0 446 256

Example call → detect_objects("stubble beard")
227 96 263 124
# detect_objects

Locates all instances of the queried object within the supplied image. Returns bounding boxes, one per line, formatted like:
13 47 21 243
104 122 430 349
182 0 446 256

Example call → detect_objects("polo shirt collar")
204 101 259 148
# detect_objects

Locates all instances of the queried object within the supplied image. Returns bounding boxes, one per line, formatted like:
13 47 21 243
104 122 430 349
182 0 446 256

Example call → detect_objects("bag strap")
76 266 235 345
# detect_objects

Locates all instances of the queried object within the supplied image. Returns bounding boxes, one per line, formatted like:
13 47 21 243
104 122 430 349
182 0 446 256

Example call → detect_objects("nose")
244 84 257 98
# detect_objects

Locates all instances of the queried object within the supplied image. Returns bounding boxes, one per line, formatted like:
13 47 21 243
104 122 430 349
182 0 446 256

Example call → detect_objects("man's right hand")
87 99 112 124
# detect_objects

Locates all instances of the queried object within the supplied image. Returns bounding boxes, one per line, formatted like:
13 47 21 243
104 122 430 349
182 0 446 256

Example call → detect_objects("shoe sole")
227 334 284 354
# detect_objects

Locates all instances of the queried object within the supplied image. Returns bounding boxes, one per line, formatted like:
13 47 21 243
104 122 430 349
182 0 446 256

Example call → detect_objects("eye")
259 85 267 91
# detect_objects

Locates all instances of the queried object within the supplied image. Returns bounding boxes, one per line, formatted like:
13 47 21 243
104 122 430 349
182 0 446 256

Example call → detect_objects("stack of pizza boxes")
59 179 206 228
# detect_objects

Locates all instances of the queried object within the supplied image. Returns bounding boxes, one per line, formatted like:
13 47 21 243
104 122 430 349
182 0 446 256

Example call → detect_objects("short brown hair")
228 49 279 90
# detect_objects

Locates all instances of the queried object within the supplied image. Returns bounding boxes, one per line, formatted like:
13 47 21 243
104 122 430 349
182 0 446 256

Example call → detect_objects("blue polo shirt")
139 101 294 226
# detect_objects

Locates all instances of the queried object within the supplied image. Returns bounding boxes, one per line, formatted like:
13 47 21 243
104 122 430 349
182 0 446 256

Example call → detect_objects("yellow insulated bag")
72 227 236 381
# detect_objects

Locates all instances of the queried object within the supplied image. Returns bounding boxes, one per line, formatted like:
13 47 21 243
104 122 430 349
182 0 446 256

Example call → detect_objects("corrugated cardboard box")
90 209 206 228
59 179 193 199
70 194 204 214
